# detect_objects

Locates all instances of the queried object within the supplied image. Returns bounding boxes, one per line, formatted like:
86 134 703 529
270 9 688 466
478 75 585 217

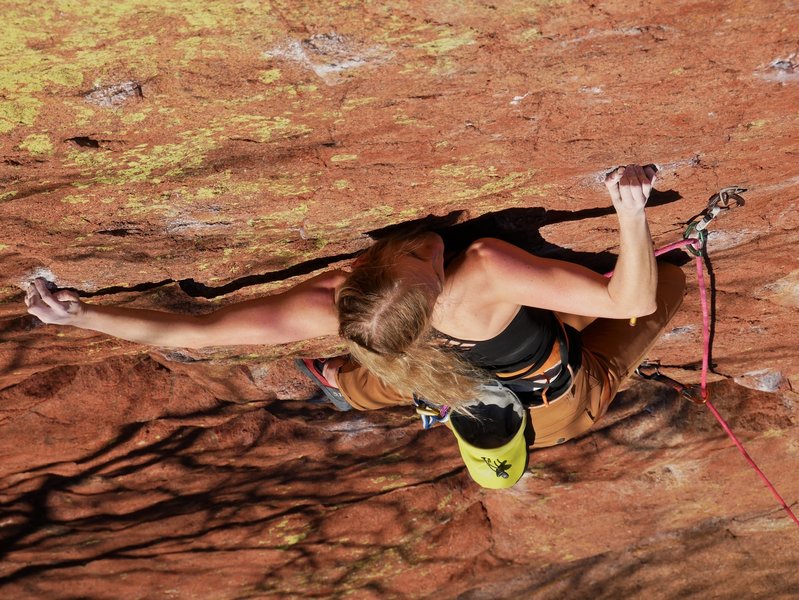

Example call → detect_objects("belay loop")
683 186 746 255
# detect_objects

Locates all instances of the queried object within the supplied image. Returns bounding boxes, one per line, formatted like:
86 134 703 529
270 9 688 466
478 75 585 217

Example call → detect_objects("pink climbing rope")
693 247 711 398
654 236 799 529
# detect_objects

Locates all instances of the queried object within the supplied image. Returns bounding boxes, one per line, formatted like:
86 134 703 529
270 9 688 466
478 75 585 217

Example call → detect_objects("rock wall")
1 1 798 598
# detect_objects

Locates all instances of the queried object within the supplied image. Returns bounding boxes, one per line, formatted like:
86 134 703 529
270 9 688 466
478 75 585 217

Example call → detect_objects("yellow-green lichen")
43 64 85 87
62 194 90 204
0 98 42 134
761 429 784 439
332 179 350 190
262 174 312 197
124 195 174 216
180 1 267 31
121 109 150 124
417 30 475 55
259 68 282 84
19 133 54 155
0 12 155 109
394 111 430 128
193 187 221 201
67 128 219 186
519 27 542 42
436 492 453 511
434 164 492 179
330 154 358 162
68 102 100 128
330 205 394 230
224 114 312 142
746 119 768 129
174 36 202 66
282 532 307 547
342 97 377 111
435 163 540 202
248 202 309 227
511 184 549 199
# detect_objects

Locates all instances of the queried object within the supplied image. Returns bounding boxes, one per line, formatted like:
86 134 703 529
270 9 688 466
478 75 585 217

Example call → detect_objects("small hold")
771 59 796 72
67 136 101 148
510 92 529 106
97 228 141 237
85 81 144 108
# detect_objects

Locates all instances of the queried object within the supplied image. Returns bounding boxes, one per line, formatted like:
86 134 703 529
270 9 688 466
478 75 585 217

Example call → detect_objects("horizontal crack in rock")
77 252 356 299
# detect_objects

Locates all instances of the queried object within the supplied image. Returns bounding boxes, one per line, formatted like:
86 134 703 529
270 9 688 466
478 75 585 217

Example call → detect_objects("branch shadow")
0 386 465 596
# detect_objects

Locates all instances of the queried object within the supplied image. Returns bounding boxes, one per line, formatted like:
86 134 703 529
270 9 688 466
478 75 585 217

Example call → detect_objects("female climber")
25 164 685 487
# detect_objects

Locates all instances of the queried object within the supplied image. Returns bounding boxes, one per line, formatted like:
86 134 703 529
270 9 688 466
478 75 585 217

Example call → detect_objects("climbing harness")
640 187 799 529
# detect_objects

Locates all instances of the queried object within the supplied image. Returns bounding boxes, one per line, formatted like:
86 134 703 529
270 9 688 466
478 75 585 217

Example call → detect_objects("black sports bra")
433 305 582 403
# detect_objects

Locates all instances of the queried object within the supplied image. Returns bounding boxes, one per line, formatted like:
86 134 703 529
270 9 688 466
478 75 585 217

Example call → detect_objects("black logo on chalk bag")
481 457 511 479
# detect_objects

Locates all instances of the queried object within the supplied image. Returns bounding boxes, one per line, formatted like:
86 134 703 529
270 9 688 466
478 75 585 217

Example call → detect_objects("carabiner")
708 186 746 211
682 222 707 256
694 186 747 233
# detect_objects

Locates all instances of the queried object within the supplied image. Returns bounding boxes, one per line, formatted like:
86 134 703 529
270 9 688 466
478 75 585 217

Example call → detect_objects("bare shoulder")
443 239 509 299
435 238 523 338
464 237 519 260
444 237 536 307
285 269 348 315
448 238 510 286
296 268 348 294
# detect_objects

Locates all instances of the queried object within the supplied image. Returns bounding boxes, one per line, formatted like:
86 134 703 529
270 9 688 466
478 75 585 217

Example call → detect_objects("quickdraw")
682 186 746 256
635 360 706 405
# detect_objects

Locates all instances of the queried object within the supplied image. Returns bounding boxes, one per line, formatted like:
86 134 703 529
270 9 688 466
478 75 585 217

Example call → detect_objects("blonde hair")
337 234 488 409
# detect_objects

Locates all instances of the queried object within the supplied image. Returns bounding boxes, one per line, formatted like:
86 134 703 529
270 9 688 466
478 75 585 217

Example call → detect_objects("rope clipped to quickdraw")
682 186 746 256
639 187 799 529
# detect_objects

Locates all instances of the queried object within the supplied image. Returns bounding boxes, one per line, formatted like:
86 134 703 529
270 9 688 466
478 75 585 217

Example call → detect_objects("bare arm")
467 164 658 319
25 271 344 348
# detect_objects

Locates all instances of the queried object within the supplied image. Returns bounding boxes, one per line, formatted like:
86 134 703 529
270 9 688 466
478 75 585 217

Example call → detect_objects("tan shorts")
337 262 687 447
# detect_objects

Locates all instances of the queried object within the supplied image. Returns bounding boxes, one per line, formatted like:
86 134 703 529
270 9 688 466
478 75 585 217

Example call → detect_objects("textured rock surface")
1 1 798 598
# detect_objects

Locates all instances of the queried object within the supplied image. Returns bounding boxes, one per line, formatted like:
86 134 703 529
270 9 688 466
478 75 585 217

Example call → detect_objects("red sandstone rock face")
1 1 798 598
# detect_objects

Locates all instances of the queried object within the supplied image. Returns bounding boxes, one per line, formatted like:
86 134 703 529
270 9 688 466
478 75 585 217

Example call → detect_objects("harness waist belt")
494 337 562 382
